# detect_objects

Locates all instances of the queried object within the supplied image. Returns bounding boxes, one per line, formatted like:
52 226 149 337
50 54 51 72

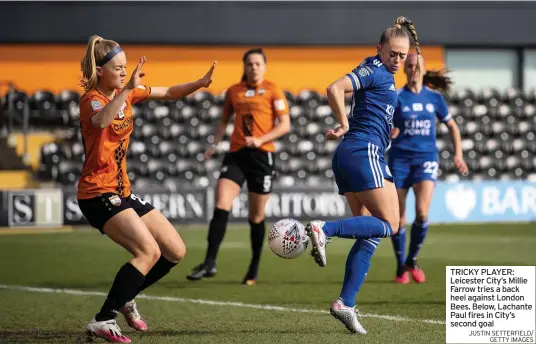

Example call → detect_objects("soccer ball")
268 218 309 259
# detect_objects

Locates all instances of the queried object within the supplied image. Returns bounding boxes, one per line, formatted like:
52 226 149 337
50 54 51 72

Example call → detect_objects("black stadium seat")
284 90 296 106
478 87 501 105
296 90 321 108
5 90 29 122
187 91 216 108
29 90 57 116
57 160 82 186
57 90 80 125
503 87 522 104
27 87 536 186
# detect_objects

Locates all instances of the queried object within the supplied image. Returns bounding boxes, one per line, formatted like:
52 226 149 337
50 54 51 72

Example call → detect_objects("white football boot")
119 300 148 331
305 220 329 267
86 318 132 343
330 298 367 334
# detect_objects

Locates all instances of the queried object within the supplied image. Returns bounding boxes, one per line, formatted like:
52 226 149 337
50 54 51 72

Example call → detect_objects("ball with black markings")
268 218 309 259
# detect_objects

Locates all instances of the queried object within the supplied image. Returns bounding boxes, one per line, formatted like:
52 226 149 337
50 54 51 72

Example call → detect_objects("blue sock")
322 216 393 239
391 227 406 276
406 220 429 264
339 238 380 307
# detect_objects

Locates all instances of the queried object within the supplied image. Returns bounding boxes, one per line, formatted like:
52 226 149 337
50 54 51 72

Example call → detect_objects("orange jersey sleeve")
79 92 108 126
227 80 287 153
270 84 289 118
130 85 151 104
77 87 147 200
222 89 234 121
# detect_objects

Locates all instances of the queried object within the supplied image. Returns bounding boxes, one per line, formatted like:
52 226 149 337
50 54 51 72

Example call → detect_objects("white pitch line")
0 284 445 325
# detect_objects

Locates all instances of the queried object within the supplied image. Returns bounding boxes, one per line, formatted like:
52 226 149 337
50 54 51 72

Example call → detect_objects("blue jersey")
345 55 398 151
390 86 451 154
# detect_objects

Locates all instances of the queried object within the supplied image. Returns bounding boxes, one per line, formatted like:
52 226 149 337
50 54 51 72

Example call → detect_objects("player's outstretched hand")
454 154 469 176
126 56 146 90
204 146 217 161
326 125 348 140
199 61 217 88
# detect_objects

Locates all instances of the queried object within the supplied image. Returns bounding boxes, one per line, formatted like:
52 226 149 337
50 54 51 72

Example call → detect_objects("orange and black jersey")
223 80 289 152
77 85 151 199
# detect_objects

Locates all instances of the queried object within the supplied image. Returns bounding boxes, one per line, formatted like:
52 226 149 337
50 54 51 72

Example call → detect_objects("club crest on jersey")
358 68 370 77
117 102 127 119
274 99 286 111
245 90 255 97
426 103 435 113
91 100 103 112
109 195 121 206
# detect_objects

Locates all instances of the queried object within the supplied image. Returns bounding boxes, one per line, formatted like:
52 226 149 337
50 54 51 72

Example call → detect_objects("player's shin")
407 219 429 263
339 238 379 307
137 255 177 293
96 263 145 322
391 227 407 275
205 208 230 265
244 219 265 281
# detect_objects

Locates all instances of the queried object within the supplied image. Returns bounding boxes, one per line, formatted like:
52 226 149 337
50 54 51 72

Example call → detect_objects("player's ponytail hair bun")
395 16 413 27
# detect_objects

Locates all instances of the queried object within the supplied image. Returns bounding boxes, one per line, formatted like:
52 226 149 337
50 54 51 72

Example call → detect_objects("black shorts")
219 147 276 194
78 192 154 234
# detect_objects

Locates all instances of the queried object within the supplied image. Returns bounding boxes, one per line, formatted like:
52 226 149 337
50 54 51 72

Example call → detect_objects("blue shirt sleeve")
435 94 452 123
393 98 403 129
346 66 375 91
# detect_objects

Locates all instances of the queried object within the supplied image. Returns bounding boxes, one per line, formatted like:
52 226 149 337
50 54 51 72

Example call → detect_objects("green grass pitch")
0 223 534 343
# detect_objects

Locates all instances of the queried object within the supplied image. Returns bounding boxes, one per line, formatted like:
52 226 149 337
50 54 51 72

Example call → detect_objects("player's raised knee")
387 217 400 235
140 241 161 267
167 240 186 263
215 201 233 212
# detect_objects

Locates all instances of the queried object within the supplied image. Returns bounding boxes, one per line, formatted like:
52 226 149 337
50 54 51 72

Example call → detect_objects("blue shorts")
387 152 439 189
332 138 394 195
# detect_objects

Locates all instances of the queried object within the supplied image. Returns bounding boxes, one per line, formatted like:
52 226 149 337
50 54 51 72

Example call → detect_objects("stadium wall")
1 181 534 229
0 2 535 46
0 45 444 94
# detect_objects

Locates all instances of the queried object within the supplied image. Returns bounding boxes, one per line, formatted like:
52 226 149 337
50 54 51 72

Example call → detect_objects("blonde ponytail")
80 35 102 91
395 16 421 79
79 35 120 91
